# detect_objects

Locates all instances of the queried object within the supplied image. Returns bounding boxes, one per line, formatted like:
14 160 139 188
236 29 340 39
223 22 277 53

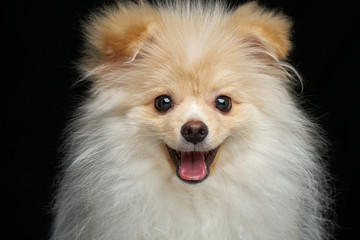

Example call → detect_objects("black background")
3 0 358 239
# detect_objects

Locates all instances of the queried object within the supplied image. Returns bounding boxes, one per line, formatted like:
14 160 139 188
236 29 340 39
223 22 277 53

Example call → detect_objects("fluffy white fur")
52 1 332 239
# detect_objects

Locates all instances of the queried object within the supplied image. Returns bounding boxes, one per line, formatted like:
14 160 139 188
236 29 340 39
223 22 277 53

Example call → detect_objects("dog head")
80 1 292 184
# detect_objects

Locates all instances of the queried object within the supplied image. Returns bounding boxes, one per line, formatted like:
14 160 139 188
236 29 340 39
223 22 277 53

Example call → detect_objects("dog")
51 1 332 239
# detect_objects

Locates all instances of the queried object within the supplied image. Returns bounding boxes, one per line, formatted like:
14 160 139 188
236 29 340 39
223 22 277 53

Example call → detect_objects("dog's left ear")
230 2 292 59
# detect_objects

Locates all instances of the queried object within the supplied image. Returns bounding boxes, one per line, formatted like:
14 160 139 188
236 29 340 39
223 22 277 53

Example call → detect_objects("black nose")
181 121 208 144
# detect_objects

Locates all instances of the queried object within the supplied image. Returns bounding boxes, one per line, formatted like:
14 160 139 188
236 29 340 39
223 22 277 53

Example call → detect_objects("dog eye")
154 95 173 112
215 96 232 112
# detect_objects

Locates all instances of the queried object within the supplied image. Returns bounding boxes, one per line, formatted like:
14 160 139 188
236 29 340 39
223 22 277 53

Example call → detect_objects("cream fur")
51 1 332 239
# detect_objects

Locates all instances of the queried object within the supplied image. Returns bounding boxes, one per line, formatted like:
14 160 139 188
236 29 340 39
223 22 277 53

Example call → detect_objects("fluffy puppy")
51 1 332 239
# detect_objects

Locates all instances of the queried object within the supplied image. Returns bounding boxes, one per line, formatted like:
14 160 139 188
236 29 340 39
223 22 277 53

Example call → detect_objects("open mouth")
166 145 219 184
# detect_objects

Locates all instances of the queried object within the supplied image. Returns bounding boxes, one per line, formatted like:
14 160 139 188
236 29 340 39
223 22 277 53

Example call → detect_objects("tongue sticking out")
179 152 207 181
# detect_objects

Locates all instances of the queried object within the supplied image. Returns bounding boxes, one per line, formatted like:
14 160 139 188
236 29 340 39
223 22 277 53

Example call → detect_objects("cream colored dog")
52 1 332 239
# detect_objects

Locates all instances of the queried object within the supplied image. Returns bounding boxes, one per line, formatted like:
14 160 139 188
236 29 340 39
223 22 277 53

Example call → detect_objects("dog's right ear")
82 2 158 68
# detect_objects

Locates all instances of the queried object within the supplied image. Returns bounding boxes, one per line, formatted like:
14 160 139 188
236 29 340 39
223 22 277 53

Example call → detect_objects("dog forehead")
155 18 234 71
170 71 217 99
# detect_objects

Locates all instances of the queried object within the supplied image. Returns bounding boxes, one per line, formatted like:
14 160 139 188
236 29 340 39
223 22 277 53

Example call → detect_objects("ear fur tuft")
230 2 292 59
83 2 158 64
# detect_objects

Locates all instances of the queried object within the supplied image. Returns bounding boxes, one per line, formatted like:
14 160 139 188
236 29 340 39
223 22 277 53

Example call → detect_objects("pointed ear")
230 2 292 59
83 2 158 64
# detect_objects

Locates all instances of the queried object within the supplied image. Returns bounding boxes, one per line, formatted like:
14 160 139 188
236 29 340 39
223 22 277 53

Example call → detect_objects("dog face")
112 53 253 183
128 53 252 183
80 2 292 183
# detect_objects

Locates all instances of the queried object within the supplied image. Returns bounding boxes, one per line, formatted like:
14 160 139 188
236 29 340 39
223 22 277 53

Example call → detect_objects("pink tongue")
179 152 207 181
